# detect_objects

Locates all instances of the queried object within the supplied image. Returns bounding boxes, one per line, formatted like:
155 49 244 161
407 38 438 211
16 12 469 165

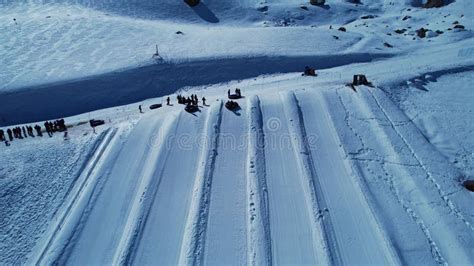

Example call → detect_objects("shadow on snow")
0 53 392 126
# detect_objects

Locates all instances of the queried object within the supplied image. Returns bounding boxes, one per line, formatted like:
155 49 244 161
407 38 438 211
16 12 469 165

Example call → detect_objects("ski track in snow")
57 115 169 265
2 0 474 264
203 101 249 265
332 86 474 265
259 93 324 265
246 95 272 266
367 88 474 233
112 113 180 265
15 86 474 265
295 89 401 265
28 128 118 265
332 87 448 264
179 101 223 266
130 109 208 265
281 91 336 265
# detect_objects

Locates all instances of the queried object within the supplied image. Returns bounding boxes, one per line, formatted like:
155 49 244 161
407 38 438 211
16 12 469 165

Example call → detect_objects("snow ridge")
29 127 118 265
281 92 336 265
246 95 272 266
179 101 223 266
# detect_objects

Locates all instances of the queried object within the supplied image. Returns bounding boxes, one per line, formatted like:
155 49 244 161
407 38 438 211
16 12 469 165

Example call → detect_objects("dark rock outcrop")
310 0 325 6
417 28 428 38
463 180 474 192
423 0 444 8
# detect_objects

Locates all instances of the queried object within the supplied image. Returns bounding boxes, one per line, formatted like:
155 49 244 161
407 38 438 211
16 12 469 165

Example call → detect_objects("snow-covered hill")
1 0 473 265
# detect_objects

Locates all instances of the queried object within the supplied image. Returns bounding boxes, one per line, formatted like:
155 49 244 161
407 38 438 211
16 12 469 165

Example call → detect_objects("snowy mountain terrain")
0 0 473 265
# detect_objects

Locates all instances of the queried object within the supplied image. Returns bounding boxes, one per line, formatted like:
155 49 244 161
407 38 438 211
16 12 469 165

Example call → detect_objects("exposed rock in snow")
423 0 444 8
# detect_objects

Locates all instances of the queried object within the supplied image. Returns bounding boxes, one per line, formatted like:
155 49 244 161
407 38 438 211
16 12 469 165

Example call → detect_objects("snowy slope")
1 0 474 265
18 77 474 265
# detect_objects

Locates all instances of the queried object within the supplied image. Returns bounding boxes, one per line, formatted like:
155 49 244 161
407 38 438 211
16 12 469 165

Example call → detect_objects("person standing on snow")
7 128 13 141
166 97 170 106
35 125 42 137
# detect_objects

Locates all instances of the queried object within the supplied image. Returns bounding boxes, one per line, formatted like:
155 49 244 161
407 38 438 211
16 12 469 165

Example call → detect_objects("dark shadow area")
3 0 238 24
192 3 219 23
319 4 331 10
0 53 393 126
411 0 455 7
406 65 474 91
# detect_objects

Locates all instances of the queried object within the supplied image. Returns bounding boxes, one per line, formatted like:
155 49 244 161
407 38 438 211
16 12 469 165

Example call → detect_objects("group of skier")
0 119 67 146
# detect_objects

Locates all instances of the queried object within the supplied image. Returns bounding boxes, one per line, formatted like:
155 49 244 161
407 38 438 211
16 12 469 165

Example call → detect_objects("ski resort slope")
1 0 474 265
22 82 474 265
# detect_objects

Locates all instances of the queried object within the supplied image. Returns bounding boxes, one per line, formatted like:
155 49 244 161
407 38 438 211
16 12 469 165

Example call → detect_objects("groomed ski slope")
24 84 474 265
259 94 327 265
2 0 474 264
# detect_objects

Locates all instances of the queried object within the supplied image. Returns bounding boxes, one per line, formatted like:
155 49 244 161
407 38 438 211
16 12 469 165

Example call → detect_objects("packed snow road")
23 85 473 265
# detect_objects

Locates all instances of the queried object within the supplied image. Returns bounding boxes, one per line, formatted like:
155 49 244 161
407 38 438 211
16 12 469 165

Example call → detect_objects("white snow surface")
1 0 474 265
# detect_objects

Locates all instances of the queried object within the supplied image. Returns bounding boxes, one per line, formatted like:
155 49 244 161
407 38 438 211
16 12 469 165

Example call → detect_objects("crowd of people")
0 119 67 146
141 89 245 115
44 119 67 137
176 94 207 106
163 90 243 113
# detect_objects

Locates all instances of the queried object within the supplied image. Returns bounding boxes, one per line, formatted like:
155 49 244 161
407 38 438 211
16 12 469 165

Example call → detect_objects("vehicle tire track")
280 91 338 265
29 127 118 265
179 101 223 266
246 95 272 266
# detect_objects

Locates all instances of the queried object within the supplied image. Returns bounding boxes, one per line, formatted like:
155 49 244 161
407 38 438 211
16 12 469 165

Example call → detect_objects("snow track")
281 92 336 265
246 96 272 266
203 101 249 265
259 94 327 265
294 90 401 265
4 0 474 264
367 88 474 233
24 85 474 265
329 87 474 265
357 88 474 264
29 127 118 265
131 109 208 265
112 113 179 265
57 114 174 265
179 101 223 266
